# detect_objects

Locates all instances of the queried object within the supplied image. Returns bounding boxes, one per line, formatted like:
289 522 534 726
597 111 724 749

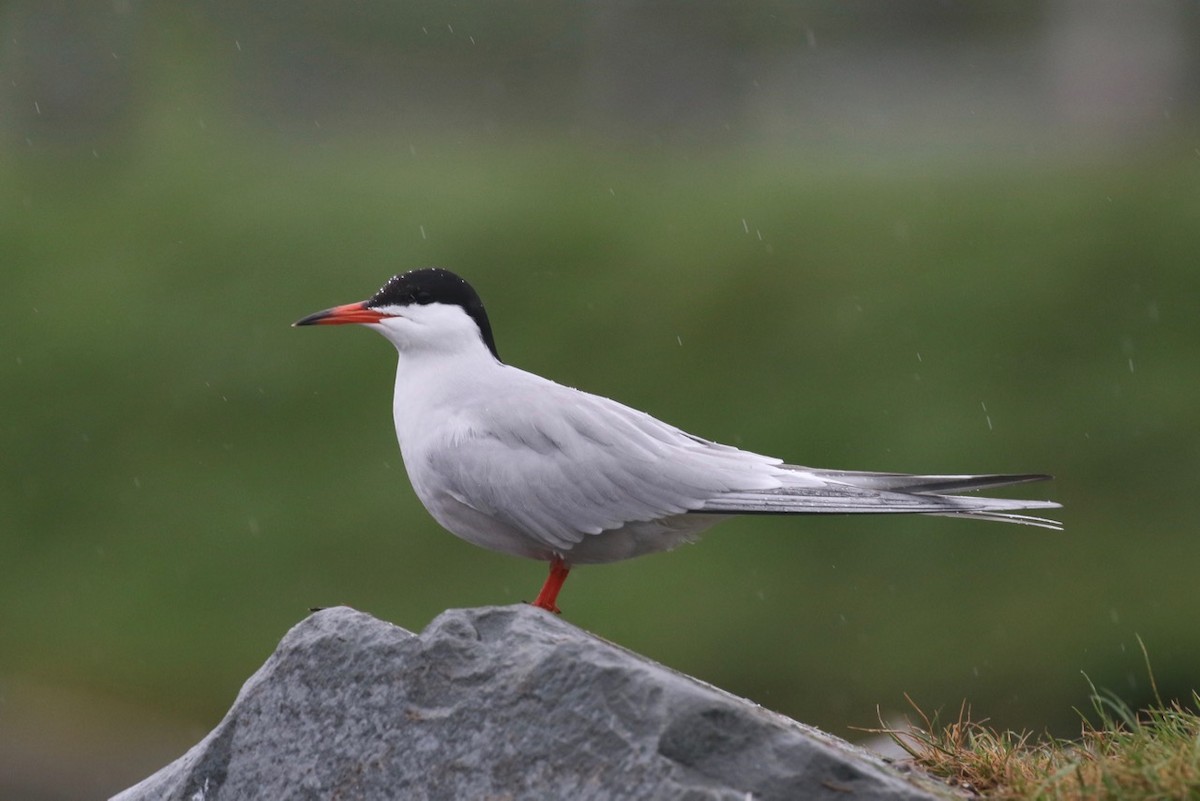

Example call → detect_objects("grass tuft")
868 641 1200 799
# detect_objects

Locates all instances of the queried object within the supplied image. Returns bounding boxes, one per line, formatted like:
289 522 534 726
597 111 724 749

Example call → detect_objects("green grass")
876 645 1200 799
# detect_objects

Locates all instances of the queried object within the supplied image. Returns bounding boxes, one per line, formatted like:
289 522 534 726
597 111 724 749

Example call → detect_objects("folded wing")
425 371 1063 554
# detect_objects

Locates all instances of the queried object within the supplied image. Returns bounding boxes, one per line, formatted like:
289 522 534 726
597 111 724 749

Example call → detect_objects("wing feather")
423 379 781 550
697 468 1063 530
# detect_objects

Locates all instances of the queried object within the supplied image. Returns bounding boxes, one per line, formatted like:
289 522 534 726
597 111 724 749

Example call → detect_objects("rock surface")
112 605 950 800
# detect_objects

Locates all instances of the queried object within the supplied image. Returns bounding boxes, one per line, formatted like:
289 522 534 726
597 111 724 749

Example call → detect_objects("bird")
295 268 1061 613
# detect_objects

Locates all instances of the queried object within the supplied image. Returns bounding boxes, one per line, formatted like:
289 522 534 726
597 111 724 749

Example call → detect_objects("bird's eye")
414 290 433 304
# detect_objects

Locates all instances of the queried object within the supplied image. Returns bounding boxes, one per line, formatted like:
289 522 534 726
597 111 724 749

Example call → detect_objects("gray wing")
423 380 783 552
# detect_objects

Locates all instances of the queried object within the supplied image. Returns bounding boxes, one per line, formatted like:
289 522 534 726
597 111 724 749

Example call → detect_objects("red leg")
531 556 570 614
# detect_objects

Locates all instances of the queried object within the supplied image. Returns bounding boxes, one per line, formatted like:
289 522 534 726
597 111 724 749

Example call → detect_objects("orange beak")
293 301 388 327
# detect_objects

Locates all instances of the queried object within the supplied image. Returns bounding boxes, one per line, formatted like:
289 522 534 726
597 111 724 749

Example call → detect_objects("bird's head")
294 268 500 361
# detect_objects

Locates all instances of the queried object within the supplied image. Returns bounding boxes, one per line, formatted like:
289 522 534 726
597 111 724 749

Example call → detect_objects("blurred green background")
2 2 1199 798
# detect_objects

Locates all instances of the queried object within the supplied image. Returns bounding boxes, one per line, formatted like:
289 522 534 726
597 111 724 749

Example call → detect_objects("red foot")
531 557 570 614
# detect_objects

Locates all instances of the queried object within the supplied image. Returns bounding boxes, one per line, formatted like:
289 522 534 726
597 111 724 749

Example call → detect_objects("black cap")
367 268 499 360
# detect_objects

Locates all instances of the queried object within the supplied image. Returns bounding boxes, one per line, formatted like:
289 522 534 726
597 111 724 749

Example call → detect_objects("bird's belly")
562 514 729 564
414 478 729 565
418 488 558 562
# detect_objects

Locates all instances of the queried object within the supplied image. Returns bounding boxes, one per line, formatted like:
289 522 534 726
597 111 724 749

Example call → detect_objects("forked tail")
697 468 1062 530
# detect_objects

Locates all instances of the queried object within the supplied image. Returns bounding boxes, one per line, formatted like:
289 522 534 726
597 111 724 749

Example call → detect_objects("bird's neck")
390 346 503 449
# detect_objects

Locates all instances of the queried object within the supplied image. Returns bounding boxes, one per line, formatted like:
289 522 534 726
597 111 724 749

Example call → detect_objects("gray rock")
112 605 951 801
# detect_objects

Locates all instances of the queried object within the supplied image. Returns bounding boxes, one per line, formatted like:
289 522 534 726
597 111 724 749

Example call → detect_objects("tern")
295 268 1061 613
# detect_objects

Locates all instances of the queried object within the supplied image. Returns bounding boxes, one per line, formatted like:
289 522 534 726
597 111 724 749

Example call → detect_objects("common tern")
295 268 1061 613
